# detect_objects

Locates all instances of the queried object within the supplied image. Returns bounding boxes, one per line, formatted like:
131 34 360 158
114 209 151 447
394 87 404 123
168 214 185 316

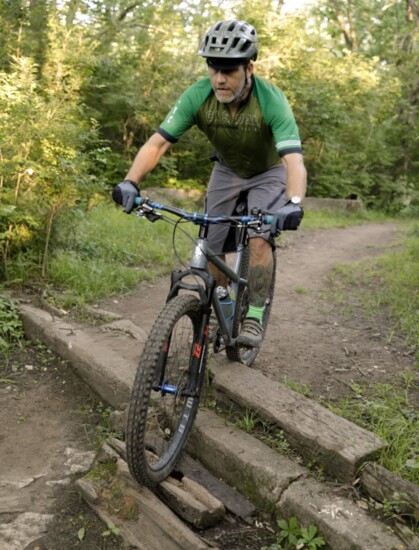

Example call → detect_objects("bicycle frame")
134 197 273 392
167 223 249 348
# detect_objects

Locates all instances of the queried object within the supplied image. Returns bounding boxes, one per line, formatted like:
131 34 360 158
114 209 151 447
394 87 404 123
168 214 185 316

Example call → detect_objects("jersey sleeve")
158 78 213 143
253 77 302 157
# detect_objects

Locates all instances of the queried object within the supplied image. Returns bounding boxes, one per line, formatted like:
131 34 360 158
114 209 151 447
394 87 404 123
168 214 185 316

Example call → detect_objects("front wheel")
126 294 205 487
226 248 276 366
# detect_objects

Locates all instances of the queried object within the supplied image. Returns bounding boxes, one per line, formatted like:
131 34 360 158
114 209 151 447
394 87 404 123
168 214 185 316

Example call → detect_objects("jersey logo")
206 110 260 132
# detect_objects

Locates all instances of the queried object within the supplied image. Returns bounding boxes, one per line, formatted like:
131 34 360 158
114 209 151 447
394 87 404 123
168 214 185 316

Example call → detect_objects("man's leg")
206 163 242 289
209 257 228 288
205 163 241 341
237 237 273 347
248 237 273 308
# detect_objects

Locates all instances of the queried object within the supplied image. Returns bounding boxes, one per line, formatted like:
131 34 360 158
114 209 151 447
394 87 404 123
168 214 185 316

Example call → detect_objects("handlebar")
134 196 275 227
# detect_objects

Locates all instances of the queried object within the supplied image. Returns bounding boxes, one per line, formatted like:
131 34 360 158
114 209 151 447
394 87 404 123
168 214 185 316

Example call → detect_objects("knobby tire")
126 294 205 487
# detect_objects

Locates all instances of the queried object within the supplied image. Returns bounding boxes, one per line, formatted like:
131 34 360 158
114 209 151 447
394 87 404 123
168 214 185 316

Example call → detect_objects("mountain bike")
126 196 277 487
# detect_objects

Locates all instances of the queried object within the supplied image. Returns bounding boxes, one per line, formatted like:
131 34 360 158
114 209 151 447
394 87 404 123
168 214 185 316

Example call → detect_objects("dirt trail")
99 221 413 399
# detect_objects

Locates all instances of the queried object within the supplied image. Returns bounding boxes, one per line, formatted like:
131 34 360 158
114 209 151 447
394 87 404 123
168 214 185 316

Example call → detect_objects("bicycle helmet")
198 20 258 64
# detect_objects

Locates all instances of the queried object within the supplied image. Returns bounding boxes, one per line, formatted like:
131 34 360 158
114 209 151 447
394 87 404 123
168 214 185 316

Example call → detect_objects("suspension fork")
155 261 216 396
152 302 212 396
182 308 210 397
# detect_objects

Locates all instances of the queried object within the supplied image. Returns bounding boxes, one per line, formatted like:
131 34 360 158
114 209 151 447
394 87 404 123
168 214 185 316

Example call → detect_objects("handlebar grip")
134 196 143 206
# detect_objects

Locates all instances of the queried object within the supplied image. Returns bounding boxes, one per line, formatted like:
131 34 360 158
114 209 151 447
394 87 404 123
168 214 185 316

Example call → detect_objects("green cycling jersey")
158 75 302 179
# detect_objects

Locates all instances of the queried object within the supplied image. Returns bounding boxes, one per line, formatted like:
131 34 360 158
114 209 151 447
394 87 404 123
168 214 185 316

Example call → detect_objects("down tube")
207 247 241 284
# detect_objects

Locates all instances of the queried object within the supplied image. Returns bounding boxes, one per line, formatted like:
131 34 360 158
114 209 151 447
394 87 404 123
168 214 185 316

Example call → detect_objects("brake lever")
135 203 162 223
249 207 267 232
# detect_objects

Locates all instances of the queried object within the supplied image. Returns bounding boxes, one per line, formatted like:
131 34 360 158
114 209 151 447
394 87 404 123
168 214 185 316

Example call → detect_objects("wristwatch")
290 196 302 205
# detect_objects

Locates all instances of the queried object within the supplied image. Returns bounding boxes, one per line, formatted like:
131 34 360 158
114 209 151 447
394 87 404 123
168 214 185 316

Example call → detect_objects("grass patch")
46 201 196 304
323 373 418 484
230 407 292 455
283 377 312 397
49 253 153 306
363 231 418 346
302 208 390 229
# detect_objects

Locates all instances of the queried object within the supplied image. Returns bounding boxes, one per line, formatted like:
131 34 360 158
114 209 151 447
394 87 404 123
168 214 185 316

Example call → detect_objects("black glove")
112 180 140 213
271 202 304 236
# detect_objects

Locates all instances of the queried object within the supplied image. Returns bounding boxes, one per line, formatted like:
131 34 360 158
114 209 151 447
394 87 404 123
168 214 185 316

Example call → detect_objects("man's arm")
126 132 172 185
281 152 307 201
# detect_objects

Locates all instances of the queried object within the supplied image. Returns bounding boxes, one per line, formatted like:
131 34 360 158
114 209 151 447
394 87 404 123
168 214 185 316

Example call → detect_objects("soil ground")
0 221 417 549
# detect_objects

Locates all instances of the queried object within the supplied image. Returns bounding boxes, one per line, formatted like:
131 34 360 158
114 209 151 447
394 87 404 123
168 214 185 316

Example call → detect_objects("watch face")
291 196 301 205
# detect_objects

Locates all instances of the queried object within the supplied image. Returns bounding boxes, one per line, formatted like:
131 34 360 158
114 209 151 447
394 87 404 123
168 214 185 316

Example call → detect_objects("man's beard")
215 76 248 105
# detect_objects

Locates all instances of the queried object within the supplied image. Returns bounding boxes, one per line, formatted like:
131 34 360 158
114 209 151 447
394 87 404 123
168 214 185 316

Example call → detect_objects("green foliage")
282 377 311 397
0 294 24 343
236 409 261 432
309 0 419 208
260 16 412 210
91 402 124 450
0 49 99 280
77 527 85 541
101 521 121 539
369 230 419 345
262 517 326 550
325 373 418 484
0 0 418 286
230 406 292 455
261 426 292 455
43 201 196 304
0 294 24 360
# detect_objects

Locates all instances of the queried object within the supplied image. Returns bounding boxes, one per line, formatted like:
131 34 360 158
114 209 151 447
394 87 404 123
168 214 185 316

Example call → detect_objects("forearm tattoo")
248 261 273 307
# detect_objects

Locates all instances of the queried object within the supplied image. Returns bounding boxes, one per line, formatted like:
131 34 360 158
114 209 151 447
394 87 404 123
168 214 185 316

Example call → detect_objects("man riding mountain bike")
113 19 307 348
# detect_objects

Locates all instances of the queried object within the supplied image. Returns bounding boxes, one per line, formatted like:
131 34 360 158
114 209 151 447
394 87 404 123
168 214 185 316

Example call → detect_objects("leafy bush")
0 294 24 356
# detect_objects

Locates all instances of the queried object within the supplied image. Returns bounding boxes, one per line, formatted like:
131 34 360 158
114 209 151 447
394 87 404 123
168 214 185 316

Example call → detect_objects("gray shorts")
205 162 287 254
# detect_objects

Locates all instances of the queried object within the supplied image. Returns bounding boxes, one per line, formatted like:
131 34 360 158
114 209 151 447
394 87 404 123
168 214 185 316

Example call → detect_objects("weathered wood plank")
211 360 385 482
360 462 419 520
159 476 225 528
19 304 136 408
107 437 256 521
107 437 127 460
188 409 306 512
104 442 225 529
177 454 256 521
279 477 410 550
75 457 211 550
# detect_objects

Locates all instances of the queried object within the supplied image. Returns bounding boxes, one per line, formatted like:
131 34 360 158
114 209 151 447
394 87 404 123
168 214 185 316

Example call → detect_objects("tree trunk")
41 205 59 279
329 0 358 51
406 0 419 22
